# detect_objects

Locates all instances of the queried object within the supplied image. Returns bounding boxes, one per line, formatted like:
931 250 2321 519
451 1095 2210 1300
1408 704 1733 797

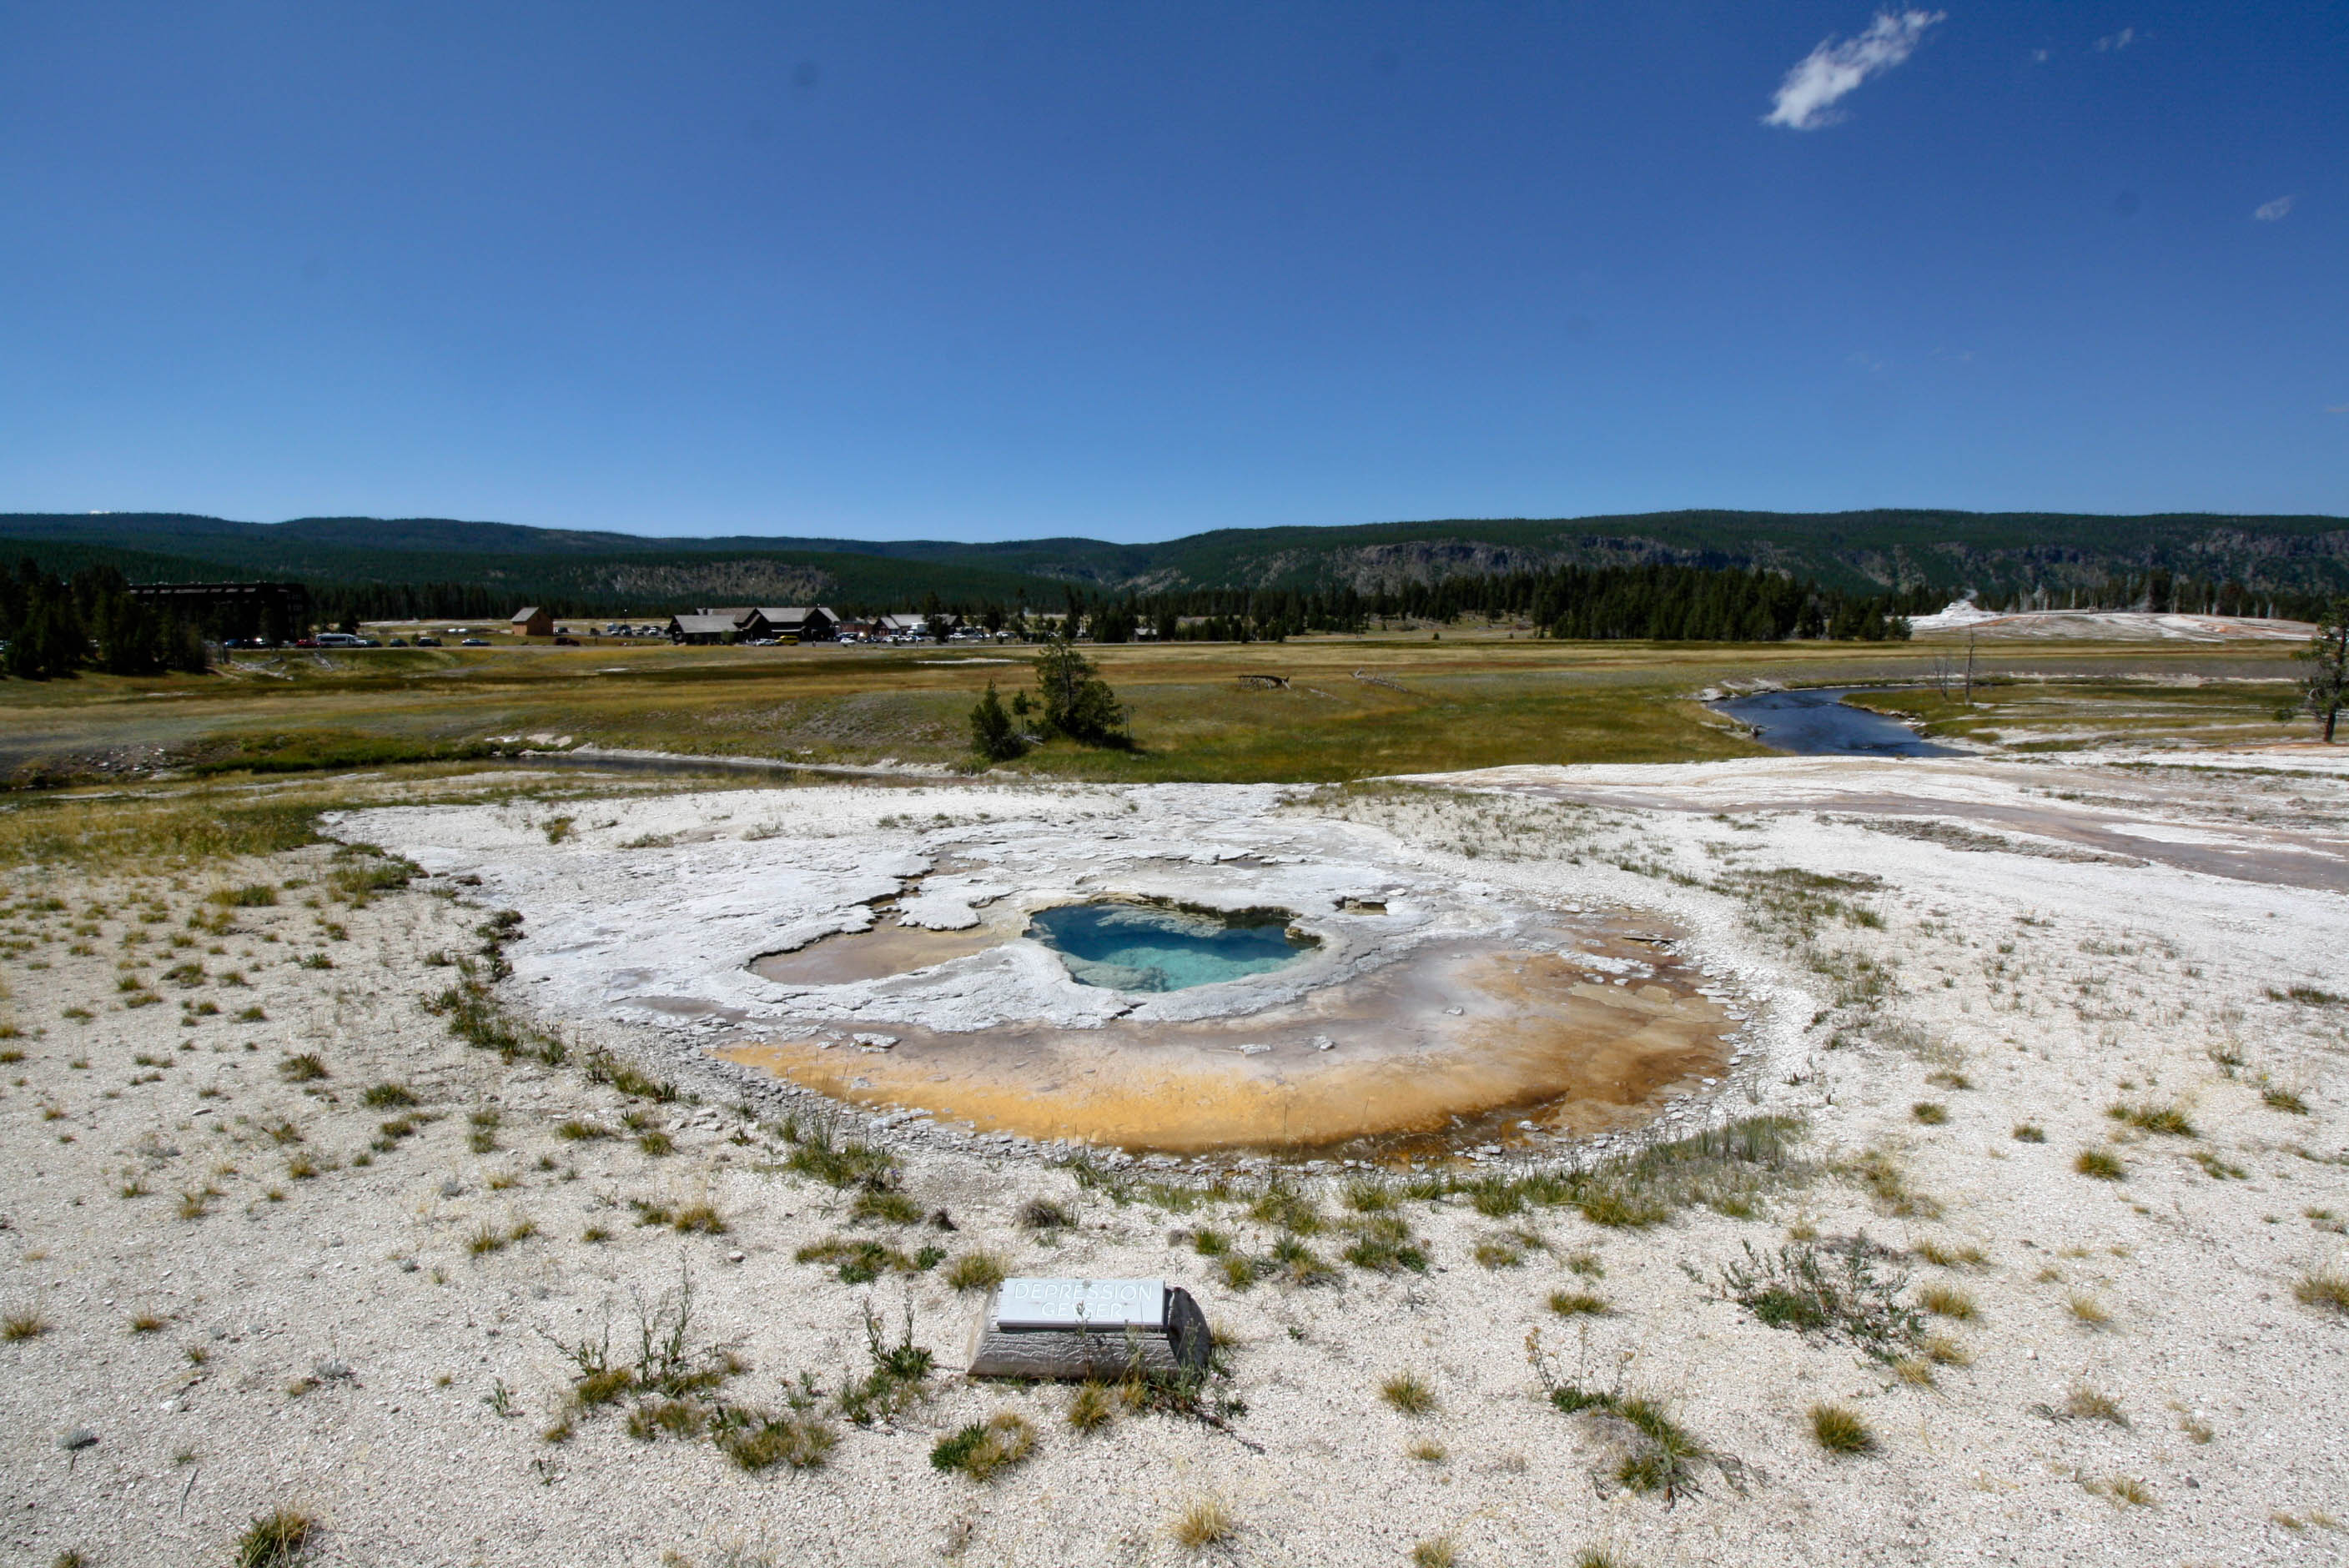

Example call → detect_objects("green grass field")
0 631 2318 790
1839 677 2309 753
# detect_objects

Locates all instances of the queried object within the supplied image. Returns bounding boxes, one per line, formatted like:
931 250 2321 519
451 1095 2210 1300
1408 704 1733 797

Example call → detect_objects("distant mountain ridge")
2 508 2343 611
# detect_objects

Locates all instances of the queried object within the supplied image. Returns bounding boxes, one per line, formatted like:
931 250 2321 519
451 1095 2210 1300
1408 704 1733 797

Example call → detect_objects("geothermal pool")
1028 900 1316 992
334 781 1754 1158
720 920 1734 1157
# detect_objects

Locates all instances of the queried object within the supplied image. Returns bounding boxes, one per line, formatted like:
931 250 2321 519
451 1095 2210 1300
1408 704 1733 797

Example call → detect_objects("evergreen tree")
968 681 1027 761
1034 636 1130 747
2296 596 2349 743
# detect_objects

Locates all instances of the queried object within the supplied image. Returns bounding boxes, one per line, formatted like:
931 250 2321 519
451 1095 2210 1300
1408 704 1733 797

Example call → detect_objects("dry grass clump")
360 1082 415 1108
2062 1384 2128 1425
2264 1088 2310 1115
276 1053 329 1083
945 1250 1008 1293
1017 1198 1074 1232
2086 1475 2155 1508
1380 1370 1436 1415
1247 1180 1323 1234
1910 1102 1949 1125
3 1310 48 1341
1551 1385 1714 1500
2011 1123 2046 1143
234 1506 314 1567
1339 1213 1429 1275
849 1189 921 1225
2067 1293 2112 1328
1169 1497 1236 1550
1809 1402 1875 1454
794 1234 943 1284
2075 1148 2125 1181
929 1410 1035 1481
1473 1236 1528 1269
1411 1537 1458 1568
715 1410 837 1472
1913 1239 1989 1269
2295 1266 2349 1317
1067 1381 1116 1432
1838 1148 1941 1219
1918 1284 1977 1320
669 1201 726 1234
2108 1101 2195 1137
1548 1289 1609 1317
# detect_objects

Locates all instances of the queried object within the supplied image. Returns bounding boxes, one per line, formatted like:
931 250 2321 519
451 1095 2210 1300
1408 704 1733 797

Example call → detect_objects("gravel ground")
1 759 2344 1568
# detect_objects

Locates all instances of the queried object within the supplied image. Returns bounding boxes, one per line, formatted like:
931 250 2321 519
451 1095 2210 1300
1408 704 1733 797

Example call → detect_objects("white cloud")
2030 48 2050 63
2094 27 2134 51
2255 194 2296 221
1764 9 1946 131
2327 404 2349 415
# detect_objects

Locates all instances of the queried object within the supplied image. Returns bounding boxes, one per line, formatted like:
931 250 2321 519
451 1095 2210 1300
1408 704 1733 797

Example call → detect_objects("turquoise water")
1029 901 1314 992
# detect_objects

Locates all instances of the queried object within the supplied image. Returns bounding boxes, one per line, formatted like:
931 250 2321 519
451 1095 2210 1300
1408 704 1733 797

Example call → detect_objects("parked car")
314 631 366 647
553 636 579 646
388 637 409 647
415 636 441 647
460 637 489 646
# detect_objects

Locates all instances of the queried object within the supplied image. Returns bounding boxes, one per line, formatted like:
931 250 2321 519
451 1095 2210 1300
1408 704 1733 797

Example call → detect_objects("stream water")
1712 686 1958 758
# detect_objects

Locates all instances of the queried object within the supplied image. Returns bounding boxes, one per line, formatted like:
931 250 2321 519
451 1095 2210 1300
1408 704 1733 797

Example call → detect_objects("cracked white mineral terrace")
332 783 1748 1155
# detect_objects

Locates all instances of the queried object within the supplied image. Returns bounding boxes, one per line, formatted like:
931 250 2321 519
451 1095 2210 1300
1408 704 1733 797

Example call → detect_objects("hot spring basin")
1027 900 1315 992
718 917 1734 1157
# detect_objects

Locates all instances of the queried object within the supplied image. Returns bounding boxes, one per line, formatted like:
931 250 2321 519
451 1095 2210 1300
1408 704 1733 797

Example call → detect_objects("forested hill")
0 508 2342 616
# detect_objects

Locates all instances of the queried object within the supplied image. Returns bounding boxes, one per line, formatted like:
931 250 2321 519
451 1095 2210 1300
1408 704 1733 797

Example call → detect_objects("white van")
314 632 367 647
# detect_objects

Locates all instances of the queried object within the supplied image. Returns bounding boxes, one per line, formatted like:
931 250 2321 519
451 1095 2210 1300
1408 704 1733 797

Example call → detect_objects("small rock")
726 1249 746 1264
314 1358 353 1381
58 1428 96 1452
440 1179 465 1198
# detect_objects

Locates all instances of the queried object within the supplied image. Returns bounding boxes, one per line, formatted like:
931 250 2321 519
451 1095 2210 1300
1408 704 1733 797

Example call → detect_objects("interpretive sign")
993 1277 1165 1332
967 1276 1210 1380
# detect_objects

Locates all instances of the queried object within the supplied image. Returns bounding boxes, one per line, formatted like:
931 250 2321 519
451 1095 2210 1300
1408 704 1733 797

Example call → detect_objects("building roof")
511 606 544 621
667 614 741 636
754 606 837 624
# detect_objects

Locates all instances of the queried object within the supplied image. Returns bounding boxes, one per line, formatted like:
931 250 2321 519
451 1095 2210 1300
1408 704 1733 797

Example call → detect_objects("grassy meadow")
0 628 2316 792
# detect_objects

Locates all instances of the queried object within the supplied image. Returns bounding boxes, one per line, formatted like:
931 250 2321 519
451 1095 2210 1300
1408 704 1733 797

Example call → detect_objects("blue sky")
1 3 2341 540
